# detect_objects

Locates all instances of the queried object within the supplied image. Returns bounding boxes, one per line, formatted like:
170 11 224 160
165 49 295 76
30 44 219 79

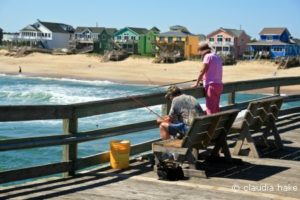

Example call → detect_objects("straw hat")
198 43 211 55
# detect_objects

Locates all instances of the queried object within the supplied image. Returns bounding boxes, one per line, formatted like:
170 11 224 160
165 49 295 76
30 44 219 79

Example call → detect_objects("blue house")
247 28 300 58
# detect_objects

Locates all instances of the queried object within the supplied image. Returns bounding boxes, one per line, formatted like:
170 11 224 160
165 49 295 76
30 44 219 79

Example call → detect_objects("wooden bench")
152 109 240 178
231 96 284 158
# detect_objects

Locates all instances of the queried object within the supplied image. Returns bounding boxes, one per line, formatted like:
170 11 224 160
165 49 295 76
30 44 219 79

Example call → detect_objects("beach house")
206 27 251 59
19 20 74 49
71 27 103 51
97 28 118 54
138 27 160 56
247 27 300 58
73 27 105 43
113 27 149 54
2 32 19 43
156 25 199 59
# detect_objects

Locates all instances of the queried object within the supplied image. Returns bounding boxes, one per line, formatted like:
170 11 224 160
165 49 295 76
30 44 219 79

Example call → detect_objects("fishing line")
94 77 197 128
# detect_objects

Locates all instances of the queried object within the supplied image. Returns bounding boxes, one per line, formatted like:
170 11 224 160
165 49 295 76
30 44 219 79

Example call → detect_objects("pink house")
206 28 251 59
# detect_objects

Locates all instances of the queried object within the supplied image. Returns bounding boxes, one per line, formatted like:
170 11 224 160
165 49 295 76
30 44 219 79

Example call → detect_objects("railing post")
228 91 236 105
63 117 78 177
274 86 280 95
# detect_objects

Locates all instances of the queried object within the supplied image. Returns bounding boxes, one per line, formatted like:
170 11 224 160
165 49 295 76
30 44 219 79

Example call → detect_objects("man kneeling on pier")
157 85 204 139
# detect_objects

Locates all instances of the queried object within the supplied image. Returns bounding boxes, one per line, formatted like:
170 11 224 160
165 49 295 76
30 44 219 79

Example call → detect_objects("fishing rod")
127 95 163 119
114 78 198 118
116 73 197 97
96 76 198 123
93 77 199 130
140 79 197 92
134 74 196 117
106 76 196 137
116 76 198 119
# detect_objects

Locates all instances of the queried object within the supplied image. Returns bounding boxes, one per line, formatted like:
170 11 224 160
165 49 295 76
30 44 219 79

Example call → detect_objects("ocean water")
0 75 164 172
0 75 297 176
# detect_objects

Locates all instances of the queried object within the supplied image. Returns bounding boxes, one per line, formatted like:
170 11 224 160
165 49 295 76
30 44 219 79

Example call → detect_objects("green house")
114 27 148 54
138 27 160 56
97 28 117 54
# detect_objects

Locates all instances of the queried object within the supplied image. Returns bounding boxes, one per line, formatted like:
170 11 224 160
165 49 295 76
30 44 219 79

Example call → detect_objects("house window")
266 35 273 41
225 38 231 42
117 36 121 40
159 37 164 42
223 47 229 51
102 35 106 40
273 47 283 52
216 47 222 52
131 36 136 40
177 37 182 41
209 38 214 42
168 37 173 43
124 36 129 40
217 35 223 42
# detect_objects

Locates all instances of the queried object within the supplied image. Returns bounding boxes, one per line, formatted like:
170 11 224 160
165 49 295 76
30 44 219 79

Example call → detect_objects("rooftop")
207 27 248 38
38 21 74 33
20 25 41 32
259 28 288 35
159 25 193 37
75 27 105 33
159 31 192 37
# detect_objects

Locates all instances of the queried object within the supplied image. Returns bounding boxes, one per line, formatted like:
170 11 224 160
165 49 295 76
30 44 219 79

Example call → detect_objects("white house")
2 32 20 42
19 20 74 49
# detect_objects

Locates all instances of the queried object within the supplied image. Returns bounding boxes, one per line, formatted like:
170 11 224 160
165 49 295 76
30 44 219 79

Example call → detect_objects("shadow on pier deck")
1 113 299 200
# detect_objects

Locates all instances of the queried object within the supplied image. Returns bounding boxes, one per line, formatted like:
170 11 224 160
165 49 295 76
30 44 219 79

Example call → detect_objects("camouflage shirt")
169 94 204 126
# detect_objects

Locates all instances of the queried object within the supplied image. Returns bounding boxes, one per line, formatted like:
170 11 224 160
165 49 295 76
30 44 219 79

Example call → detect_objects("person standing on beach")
192 43 223 115
157 85 203 139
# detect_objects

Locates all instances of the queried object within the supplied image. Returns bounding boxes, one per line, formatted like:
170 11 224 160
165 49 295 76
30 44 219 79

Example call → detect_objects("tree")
250 38 257 42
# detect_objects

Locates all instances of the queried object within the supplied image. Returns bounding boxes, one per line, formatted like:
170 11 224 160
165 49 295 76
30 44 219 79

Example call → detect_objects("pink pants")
205 83 223 115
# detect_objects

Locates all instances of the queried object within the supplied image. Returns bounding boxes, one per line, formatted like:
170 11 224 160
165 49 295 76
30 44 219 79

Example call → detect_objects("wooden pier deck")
1 112 299 200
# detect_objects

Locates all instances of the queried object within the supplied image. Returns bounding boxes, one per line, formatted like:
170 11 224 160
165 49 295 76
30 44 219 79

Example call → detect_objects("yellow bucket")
110 140 131 169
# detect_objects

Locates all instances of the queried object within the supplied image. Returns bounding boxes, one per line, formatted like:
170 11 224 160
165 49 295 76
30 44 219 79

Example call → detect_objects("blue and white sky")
1 0 300 39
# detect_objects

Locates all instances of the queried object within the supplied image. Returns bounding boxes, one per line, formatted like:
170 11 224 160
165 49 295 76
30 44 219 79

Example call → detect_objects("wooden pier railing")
0 77 300 184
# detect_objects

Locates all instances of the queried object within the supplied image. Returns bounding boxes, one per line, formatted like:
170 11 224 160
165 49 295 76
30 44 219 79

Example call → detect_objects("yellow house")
156 25 199 59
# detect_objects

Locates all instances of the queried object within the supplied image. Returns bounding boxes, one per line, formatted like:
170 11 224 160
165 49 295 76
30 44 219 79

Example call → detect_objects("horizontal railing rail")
0 76 300 184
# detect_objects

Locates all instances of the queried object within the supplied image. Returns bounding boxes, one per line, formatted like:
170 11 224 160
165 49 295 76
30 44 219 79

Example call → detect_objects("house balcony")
114 39 138 44
72 37 98 44
208 41 234 47
19 36 51 41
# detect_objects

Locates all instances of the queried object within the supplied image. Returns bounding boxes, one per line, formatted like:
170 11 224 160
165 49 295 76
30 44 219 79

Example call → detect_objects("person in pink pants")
192 43 223 115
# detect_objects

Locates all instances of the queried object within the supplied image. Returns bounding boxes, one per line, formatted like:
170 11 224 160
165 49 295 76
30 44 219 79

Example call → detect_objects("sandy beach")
0 50 299 94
